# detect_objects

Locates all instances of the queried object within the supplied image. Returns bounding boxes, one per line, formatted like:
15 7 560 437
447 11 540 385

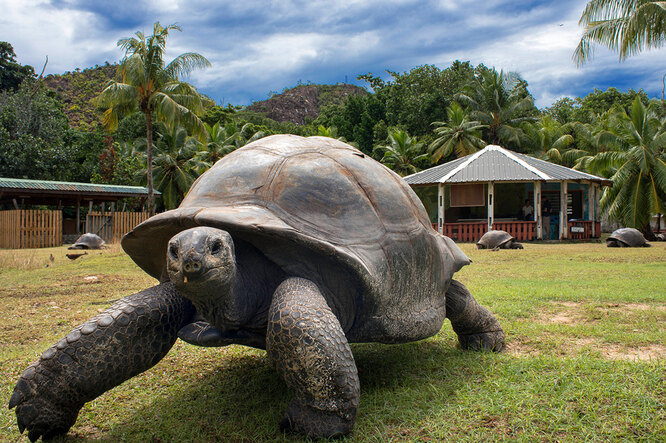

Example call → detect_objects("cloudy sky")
2 0 665 109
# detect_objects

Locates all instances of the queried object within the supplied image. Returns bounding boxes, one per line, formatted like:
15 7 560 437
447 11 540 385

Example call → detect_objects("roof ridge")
438 148 487 182
487 145 551 180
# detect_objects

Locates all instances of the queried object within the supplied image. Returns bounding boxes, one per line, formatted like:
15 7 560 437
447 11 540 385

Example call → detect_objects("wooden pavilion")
0 177 156 248
404 145 613 242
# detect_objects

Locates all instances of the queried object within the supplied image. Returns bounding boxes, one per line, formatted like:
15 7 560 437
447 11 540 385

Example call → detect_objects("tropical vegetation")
574 0 666 65
97 22 211 215
1 21 664 231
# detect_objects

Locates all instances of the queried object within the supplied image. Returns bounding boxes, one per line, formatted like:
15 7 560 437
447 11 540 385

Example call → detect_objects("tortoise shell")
69 233 105 249
607 228 650 247
477 230 515 249
122 135 470 342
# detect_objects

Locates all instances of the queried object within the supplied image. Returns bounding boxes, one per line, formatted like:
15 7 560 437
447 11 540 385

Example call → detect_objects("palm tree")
574 0 666 66
97 22 211 215
456 69 535 150
373 129 429 176
522 116 575 165
581 97 666 236
195 121 265 170
196 122 241 166
429 102 487 162
135 122 206 210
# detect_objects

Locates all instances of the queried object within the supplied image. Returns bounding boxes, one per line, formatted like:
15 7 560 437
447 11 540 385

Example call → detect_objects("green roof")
0 177 158 197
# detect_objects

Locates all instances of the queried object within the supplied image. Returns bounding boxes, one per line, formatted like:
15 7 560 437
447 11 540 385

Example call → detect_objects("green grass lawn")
0 241 664 442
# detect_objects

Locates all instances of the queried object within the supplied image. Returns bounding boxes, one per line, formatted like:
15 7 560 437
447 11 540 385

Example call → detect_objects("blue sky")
2 0 665 109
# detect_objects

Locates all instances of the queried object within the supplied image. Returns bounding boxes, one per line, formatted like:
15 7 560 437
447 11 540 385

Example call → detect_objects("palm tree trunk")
146 110 155 216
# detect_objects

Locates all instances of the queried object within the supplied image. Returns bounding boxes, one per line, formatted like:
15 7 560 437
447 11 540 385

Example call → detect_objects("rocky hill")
43 64 117 129
245 84 368 125
42 66 367 129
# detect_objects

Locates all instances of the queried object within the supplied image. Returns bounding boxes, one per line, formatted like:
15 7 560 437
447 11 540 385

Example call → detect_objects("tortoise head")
166 226 245 327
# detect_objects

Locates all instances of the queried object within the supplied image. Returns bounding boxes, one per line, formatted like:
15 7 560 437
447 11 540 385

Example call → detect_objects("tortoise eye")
169 244 178 259
211 240 222 255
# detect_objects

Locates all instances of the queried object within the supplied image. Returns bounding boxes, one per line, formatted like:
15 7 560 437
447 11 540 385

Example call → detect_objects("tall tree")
373 129 429 176
456 69 536 150
97 22 211 215
580 97 666 236
429 102 486 162
0 42 35 91
522 116 575 165
574 0 666 65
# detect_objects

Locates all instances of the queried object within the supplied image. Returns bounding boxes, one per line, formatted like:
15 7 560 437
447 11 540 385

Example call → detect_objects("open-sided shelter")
0 177 156 248
404 145 612 242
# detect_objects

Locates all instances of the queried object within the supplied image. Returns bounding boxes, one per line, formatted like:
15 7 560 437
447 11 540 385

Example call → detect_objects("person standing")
522 199 534 221
541 197 552 239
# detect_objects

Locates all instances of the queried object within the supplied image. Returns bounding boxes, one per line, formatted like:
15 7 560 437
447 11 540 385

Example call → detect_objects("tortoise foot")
459 330 505 352
280 398 355 438
10 366 81 442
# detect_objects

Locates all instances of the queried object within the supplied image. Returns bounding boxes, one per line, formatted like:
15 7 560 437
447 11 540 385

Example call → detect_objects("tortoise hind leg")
9 283 194 442
267 277 359 438
446 280 504 351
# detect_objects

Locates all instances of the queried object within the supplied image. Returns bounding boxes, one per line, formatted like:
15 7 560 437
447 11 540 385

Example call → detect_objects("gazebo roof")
404 145 612 186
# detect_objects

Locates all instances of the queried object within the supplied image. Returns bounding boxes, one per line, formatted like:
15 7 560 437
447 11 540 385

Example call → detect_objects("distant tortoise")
606 228 651 247
68 233 105 250
477 230 524 251
10 135 505 441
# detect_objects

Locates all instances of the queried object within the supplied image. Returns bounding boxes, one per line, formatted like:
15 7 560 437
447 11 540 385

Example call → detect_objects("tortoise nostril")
183 260 202 274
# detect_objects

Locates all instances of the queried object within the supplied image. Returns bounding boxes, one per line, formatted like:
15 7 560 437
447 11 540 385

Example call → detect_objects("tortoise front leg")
9 282 194 442
267 277 359 438
446 279 505 351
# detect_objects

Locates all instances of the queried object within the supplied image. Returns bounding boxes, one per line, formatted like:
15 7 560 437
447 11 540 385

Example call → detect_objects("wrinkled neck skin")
167 227 283 334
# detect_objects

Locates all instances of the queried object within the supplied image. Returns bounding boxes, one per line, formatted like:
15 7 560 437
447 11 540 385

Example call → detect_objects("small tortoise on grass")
606 228 651 247
477 230 524 251
67 233 105 250
10 135 505 441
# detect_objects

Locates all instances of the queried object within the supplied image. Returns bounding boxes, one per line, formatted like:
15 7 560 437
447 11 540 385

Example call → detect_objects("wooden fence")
0 210 149 249
87 212 150 243
493 221 536 241
112 212 150 242
0 210 62 248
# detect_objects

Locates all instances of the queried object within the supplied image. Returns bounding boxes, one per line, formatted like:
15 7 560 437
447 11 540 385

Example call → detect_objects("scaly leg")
267 277 359 438
9 282 194 442
446 280 504 351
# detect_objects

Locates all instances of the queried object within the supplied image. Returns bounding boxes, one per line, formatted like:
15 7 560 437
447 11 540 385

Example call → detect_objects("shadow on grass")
86 339 487 441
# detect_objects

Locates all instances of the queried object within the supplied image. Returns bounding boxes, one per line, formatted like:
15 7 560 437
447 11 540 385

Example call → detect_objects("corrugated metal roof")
404 145 612 186
0 177 158 196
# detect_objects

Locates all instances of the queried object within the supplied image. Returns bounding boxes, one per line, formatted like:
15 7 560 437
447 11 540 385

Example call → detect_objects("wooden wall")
0 210 62 248
87 211 150 243
1 210 149 249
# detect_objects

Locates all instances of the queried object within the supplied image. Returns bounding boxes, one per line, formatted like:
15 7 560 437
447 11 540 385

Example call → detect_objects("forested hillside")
43 64 117 129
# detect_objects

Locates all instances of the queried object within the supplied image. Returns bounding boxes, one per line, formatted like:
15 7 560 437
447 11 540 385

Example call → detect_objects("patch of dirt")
509 337 665 362
541 301 586 325
601 344 666 361
506 340 541 358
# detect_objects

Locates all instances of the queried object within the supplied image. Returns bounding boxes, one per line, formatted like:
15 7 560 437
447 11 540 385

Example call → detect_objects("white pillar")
437 183 444 234
487 182 494 231
560 181 568 239
535 181 542 239
588 183 595 237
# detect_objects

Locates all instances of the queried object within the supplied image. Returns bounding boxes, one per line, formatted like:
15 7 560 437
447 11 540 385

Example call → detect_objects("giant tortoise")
10 135 505 440
67 233 105 250
477 230 524 250
606 227 651 247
